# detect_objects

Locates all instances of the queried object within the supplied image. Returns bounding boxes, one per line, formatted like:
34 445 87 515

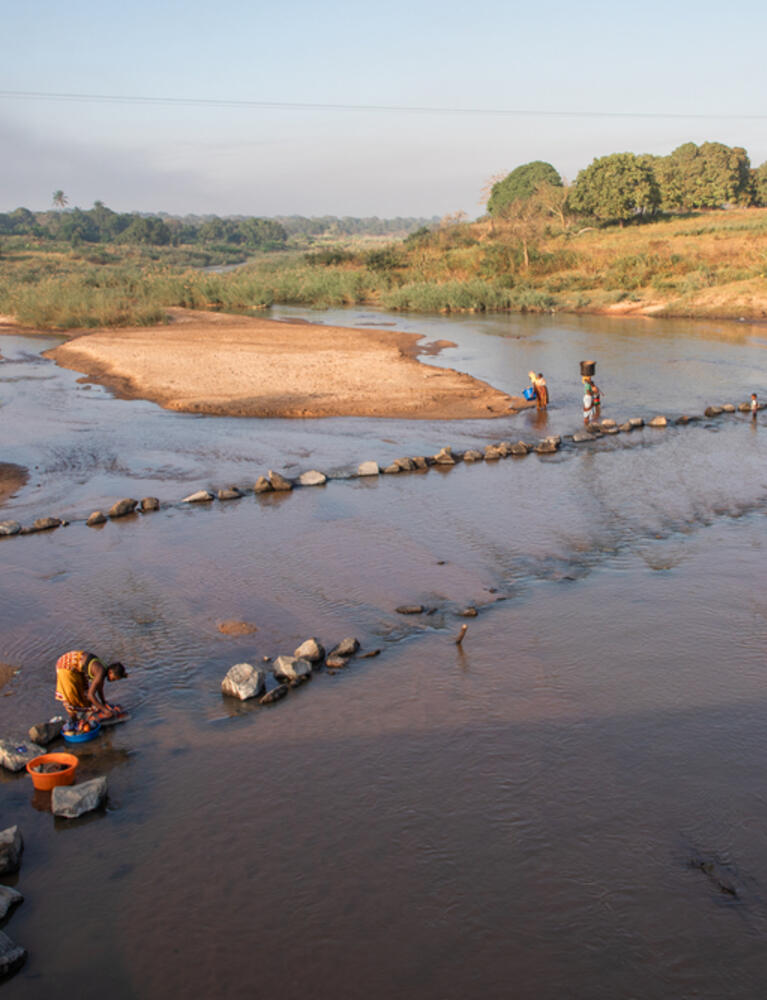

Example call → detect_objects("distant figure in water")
528 371 549 410
751 393 758 420
55 650 128 731
583 383 596 425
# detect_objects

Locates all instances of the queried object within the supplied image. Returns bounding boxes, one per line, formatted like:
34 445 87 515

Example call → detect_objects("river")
1 308 766 998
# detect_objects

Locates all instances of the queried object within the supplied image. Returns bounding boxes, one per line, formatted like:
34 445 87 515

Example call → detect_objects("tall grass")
3 207 767 327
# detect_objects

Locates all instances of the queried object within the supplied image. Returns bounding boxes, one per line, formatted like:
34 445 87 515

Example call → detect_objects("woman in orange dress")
55 650 127 729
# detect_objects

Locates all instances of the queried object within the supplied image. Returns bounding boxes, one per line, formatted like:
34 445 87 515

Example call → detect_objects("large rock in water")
28 719 64 745
648 415 668 427
294 638 325 663
357 461 380 477
221 663 266 701
139 496 160 512
0 826 23 875
272 656 313 681
108 498 138 518
0 886 23 920
0 521 21 536
268 470 293 492
432 446 455 465
0 932 26 981
510 442 529 456
182 489 214 503
298 470 327 486
0 738 45 773
52 776 108 818
253 476 273 494
86 511 107 526
329 637 360 658
218 486 242 501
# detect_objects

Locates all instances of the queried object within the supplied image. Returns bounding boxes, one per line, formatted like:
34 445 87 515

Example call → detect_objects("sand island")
44 308 524 419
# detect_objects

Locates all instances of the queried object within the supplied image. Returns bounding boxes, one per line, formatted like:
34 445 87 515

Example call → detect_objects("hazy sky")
3 0 766 218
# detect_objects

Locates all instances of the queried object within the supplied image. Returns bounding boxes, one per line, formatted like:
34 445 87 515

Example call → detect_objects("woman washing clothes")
55 650 128 731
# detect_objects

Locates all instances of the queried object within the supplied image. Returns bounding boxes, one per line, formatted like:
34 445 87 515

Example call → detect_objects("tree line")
488 141 767 226
0 203 438 249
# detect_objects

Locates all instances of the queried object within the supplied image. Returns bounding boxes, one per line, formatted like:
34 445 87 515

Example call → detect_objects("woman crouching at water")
55 650 128 730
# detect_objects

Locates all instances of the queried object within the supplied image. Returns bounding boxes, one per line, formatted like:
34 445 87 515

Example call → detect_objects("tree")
487 161 562 217
569 152 660 225
498 195 547 271
752 161 767 207
52 190 69 211
654 142 752 210
534 179 572 231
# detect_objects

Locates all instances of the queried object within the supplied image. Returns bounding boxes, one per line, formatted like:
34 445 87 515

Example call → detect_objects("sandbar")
0 463 28 507
44 308 524 419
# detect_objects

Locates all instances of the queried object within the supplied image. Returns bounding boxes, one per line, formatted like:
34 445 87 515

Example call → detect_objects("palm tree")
52 190 69 211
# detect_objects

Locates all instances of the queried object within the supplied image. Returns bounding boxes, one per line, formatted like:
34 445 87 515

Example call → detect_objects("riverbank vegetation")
2 140 767 329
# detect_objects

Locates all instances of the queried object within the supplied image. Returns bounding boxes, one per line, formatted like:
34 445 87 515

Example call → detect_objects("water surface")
1 310 766 999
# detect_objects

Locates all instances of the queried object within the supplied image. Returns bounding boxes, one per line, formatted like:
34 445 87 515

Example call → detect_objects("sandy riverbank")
0 463 28 507
44 309 524 419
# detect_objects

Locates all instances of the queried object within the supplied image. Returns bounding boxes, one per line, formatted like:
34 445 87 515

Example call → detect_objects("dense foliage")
569 153 660 224
487 162 562 216
0 204 437 250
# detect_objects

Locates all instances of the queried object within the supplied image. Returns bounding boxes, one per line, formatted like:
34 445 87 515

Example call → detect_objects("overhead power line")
1 89 766 121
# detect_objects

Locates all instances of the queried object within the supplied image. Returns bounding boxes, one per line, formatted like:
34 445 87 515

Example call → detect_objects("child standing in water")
751 393 758 420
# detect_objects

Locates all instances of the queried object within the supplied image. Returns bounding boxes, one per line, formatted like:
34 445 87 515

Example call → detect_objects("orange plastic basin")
26 752 78 791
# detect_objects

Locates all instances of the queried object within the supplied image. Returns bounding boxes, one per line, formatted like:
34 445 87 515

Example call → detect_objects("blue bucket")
523 386 536 401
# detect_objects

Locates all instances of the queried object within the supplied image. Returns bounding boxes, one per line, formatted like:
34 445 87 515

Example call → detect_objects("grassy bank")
2 210 767 329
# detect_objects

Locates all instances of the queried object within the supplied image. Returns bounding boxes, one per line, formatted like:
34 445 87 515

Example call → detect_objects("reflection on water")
1 312 767 998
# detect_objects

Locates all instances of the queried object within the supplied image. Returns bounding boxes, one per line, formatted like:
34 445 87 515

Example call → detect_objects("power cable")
1 89 766 120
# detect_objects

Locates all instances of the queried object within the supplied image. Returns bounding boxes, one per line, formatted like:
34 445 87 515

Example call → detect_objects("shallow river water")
1 309 766 999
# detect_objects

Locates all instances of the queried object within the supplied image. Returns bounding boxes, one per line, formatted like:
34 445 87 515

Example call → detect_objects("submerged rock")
0 826 23 875
24 516 62 533
268 471 293 492
619 422 634 432
108 498 138 518
298 470 327 486
0 521 21 537
86 511 107 526
0 932 26 981
217 620 258 636
221 663 266 701
28 719 64 746
722 403 736 413
396 604 424 615
357 461 380 477
139 497 160 512
182 489 214 503
0 739 45 773
0 886 22 920
326 654 349 669
217 486 242 501
294 638 325 663
259 684 289 705
573 432 593 443
460 607 479 617
359 649 381 659
52 776 108 818
704 406 723 417
272 656 313 681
